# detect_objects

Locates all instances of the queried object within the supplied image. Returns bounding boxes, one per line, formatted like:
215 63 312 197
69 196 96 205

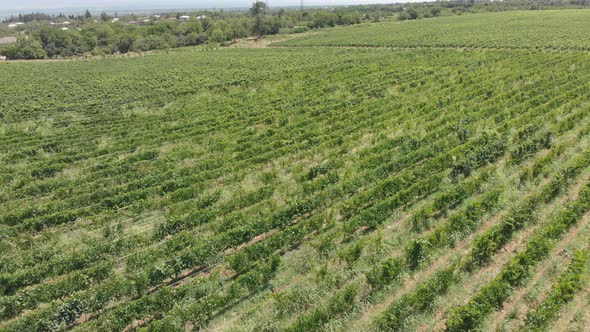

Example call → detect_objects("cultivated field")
1 9 590 332
276 10 590 50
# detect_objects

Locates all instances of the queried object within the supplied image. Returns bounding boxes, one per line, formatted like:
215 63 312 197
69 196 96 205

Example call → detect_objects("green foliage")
366 257 404 290
3 37 46 59
286 282 359 332
508 124 552 165
377 265 456 330
367 187 501 289
278 10 590 50
524 250 588 331
3 13 590 330
471 147 590 267
0 4 370 59
446 183 590 331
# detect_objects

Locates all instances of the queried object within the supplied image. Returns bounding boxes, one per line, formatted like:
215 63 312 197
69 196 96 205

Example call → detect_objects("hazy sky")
0 0 426 12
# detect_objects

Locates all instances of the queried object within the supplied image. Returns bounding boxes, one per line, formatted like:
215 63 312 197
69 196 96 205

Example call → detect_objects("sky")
0 0 427 12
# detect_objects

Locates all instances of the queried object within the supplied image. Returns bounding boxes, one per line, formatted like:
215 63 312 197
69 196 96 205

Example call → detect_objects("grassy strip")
445 183 590 331
523 249 589 331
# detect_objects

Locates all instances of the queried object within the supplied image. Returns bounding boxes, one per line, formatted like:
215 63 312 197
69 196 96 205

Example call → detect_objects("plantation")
276 10 590 50
2 8 590 332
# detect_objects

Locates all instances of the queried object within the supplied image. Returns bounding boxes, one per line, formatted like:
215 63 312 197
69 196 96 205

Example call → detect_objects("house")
0 37 17 44
128 20 138 25
0 56 7 61
8 24 17 28
112 18 120 23
62 21 70 25
61 27 69 30
197 15 207 20
153 15 161 18
179 15 190 20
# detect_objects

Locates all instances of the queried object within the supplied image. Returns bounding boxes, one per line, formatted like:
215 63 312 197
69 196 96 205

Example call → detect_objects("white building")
179 15 190 20
0 55 7 61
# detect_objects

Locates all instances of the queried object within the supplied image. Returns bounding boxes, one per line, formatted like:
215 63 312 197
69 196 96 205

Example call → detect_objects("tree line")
1 2 364 59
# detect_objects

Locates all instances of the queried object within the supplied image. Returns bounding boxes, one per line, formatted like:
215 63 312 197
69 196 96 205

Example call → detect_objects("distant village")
125 14 207 25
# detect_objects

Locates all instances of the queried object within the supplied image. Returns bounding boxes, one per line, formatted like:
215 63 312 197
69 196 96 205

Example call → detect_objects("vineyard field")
276 10 590 50
2 9 590 332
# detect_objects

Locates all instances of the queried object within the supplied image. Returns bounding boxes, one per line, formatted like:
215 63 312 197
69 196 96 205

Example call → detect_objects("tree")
92 25 115 47
3 37 46 59
100 12 109 22
259 17 282 35
430 5 442 17
249 1 267 36
133 34 172 51
399 7 420 21
84 10 92 19
210 28 227 44
112 35 135 54
310 11 337 29
231 19 248 42
37 27 85 57
209 21 232 44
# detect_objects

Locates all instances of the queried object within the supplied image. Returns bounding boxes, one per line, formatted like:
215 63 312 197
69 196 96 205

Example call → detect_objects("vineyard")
276 10 590 50
2 9 590 332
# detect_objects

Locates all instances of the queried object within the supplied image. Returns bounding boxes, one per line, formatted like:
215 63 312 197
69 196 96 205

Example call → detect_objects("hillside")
1 9 590 332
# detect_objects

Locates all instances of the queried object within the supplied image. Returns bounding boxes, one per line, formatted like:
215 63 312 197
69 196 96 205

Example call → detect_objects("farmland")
2 9 590 332
276 10 590 50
